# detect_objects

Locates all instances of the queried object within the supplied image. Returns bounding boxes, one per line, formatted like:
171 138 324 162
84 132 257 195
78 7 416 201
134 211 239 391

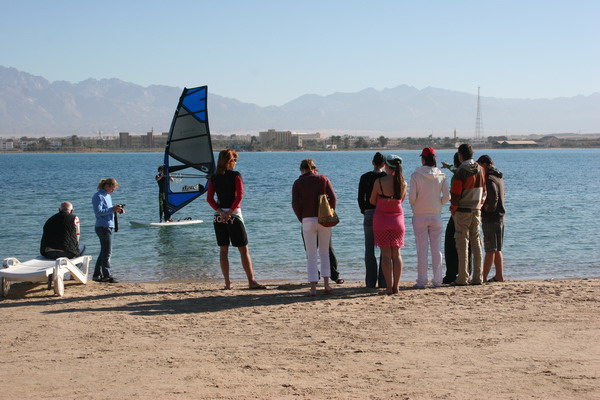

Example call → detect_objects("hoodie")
409 166 450 217
481 166 505 222
450 159 486 212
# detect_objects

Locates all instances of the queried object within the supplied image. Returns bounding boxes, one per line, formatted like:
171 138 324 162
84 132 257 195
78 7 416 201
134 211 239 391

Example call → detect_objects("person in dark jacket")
40 202 85 259
357 152 387 288
477 155 506 282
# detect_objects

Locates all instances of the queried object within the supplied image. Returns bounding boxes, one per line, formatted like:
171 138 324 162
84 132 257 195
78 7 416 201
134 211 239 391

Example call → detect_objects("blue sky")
1 0 599 106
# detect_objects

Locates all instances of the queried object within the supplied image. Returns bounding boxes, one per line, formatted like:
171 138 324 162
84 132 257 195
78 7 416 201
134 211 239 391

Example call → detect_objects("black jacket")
40 211 80 258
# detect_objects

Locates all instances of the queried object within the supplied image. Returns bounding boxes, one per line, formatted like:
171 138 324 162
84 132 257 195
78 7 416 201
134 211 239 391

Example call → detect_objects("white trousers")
302 217 331 282
412 215 444 287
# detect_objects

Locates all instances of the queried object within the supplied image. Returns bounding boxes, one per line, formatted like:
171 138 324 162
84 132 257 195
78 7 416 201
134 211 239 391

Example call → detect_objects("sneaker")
92 276 102 282
100 276 118 283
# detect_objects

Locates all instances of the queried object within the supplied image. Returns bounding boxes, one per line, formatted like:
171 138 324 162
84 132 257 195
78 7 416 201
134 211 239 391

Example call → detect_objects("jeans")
94 226 113 278
45 243 86 260
301 217 331 282
412 215 443 287
364 209 385 288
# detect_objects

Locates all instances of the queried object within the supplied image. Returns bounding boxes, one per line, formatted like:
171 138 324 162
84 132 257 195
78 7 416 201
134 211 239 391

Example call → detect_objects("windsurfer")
156 166 173 222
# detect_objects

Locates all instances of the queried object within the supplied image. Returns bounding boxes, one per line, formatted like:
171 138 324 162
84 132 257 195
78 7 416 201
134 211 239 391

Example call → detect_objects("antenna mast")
475 87 483 139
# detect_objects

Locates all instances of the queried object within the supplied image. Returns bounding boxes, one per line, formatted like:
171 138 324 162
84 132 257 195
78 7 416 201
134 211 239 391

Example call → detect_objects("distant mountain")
1 66 598 137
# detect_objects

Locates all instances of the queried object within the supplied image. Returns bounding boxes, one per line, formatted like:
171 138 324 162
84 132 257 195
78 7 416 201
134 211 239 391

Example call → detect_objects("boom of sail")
163 86 215 217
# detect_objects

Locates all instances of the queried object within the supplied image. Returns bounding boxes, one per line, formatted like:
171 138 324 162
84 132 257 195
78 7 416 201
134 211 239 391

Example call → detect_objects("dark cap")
477 155 493 165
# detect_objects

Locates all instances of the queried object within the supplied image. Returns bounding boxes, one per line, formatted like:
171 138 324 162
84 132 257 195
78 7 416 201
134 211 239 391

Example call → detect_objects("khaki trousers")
452 211 483 285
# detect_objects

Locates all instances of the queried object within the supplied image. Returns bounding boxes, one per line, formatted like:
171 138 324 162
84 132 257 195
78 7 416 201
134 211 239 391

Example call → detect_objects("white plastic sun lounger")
1 255 92 297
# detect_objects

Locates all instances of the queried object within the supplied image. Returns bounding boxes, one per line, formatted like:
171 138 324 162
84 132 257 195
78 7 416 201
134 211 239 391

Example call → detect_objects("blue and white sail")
163 86 215 217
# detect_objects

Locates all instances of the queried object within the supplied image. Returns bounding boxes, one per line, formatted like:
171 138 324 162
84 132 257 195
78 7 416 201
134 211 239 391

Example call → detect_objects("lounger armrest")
2 258 20 268
54 256 91 285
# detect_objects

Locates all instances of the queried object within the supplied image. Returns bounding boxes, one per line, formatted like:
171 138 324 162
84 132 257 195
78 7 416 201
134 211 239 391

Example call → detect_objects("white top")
409 166 450 216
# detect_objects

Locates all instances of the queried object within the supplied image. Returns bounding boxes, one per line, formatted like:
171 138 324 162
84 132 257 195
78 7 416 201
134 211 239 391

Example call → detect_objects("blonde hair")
98 177 119 190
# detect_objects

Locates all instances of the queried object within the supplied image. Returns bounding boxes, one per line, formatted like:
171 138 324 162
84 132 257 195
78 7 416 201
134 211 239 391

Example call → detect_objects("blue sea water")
1 149 599 283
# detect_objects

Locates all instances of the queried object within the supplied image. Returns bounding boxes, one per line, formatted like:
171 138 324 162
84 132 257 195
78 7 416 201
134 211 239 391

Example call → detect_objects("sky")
1 0 599 107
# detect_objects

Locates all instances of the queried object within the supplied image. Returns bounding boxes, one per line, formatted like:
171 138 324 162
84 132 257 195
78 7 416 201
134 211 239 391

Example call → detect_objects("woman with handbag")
292 159 337 296
370 154 407 295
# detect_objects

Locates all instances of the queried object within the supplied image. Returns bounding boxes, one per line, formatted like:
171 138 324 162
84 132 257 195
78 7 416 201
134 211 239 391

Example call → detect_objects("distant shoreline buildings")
1 129 599 152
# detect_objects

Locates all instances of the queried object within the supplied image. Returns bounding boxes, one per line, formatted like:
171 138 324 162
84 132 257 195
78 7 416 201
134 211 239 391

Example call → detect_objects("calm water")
1 149 599 283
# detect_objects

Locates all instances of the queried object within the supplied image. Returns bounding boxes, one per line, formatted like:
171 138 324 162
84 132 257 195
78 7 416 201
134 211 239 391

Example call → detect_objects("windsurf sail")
163 86 215 217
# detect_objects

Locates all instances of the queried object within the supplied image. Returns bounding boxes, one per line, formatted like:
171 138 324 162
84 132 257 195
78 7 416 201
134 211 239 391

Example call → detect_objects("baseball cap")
420 147 436 158
385 154 402 167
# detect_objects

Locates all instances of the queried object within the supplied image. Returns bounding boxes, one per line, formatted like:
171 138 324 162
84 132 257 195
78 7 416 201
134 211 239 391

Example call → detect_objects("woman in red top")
292 159 337 296
206 149 265 290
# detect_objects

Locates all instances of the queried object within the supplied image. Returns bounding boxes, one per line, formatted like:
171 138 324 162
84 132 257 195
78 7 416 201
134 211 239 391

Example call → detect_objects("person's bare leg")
483 252 494 281
220 246 231 289
391 247 402 294
323 276 332 293
238 245 263 288
493 251 504 281
380 247 393 295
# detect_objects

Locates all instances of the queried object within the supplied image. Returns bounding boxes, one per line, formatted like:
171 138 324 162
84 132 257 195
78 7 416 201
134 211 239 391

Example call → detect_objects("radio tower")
475 87 483 139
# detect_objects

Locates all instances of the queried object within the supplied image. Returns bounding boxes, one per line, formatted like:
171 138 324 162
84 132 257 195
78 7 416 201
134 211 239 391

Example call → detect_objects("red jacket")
292 172 336 221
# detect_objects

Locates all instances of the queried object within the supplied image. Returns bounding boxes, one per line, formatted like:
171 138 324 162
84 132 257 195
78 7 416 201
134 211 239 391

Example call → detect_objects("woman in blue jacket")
92 177 123 283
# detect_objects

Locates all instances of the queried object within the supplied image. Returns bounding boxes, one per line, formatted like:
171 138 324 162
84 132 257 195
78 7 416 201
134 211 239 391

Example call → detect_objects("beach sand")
0 278 598 399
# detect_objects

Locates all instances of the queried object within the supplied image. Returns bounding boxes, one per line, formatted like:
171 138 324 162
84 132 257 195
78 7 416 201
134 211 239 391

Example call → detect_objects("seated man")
40 202 86 259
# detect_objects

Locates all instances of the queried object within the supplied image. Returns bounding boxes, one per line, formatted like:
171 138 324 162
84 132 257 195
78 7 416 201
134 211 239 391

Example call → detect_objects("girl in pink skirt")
369 154 407 295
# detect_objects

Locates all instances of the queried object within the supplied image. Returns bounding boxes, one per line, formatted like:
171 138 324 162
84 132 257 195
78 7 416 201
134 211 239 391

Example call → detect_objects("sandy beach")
0 278 598 400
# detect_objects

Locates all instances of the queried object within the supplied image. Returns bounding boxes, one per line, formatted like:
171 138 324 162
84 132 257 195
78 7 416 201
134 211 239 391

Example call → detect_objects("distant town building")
259 129 292 146
496 140 538 148
296 132 325 141
119 132 131 148
0 140 14 150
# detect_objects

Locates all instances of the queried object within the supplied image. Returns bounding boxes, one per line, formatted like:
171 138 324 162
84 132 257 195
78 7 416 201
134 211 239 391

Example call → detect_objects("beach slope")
0 278 598 399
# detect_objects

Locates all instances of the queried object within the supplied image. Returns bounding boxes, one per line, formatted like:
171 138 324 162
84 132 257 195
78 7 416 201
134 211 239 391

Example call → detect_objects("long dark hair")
390 159 405 199
423 154 437 167
216 149 238 175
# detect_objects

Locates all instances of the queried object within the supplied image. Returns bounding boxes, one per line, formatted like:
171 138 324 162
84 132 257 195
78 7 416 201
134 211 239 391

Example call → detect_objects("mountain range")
1 65 598 137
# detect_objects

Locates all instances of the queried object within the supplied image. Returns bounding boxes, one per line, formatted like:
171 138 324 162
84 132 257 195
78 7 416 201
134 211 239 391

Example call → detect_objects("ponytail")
392 160 406 200
98 177 118 190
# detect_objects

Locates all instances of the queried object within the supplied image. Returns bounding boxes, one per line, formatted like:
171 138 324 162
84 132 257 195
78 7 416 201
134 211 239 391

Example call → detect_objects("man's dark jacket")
40 211 80 258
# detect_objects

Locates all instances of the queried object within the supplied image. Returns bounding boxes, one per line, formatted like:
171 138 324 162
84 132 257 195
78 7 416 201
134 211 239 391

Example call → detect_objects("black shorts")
213 214 248 247
482 220 504 252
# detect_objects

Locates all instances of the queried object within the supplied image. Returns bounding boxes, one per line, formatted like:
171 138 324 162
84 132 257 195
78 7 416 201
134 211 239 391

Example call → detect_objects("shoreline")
1 278 598 399
3 146 600 154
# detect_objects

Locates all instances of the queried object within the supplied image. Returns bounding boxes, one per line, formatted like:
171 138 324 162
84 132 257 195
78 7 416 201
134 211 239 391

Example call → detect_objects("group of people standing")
207 144 504 296
40 146 504 294
357 143 506 295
